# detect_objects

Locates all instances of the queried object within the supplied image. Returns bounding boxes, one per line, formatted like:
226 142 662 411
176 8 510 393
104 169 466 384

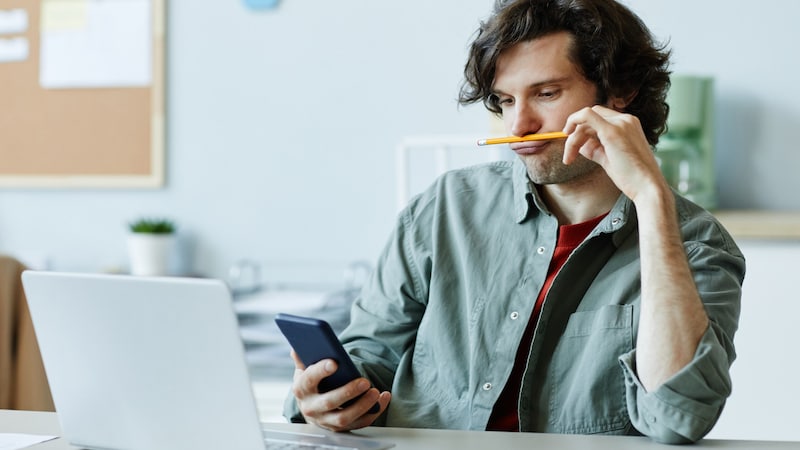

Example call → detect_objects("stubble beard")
521 147 601 186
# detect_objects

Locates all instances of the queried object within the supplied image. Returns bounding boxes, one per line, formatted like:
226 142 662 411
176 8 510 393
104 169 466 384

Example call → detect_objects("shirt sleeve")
618 214 745 444
281 204 430 425
283 390 305 423
619 324 733 443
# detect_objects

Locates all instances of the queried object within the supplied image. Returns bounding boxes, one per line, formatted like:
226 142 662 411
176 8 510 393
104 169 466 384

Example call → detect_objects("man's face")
492 31 600 185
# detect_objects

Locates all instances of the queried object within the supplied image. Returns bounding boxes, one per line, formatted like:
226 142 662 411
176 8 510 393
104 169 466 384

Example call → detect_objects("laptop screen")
22 271 267 450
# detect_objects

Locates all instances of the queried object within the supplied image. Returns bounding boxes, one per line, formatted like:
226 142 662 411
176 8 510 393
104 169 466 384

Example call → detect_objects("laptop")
21 270 393 450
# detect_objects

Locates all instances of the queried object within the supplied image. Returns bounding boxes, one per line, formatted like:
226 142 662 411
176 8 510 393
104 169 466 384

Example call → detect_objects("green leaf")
128 218 176 234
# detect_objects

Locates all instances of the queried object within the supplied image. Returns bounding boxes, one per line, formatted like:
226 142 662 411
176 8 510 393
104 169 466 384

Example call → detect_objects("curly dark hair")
459 0 672 145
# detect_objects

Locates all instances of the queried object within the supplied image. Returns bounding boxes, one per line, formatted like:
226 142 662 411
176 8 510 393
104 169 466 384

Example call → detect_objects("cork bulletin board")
0 0 165 188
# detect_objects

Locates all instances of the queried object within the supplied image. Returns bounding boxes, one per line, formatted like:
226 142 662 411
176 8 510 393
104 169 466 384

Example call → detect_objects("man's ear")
609 90 638 111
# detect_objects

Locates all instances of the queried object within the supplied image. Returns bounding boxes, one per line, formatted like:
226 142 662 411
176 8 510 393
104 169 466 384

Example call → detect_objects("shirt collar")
512 159 540 223
596 194 637 246
512 158 637 243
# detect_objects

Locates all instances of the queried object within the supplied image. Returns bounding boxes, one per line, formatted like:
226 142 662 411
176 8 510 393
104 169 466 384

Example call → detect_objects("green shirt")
284 158 744 444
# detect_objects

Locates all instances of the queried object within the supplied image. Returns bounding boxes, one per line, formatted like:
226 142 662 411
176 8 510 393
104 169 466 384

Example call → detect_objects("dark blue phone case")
274 313 380 414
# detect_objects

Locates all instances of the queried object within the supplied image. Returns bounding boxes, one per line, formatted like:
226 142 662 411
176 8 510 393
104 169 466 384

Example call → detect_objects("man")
284 0 744 444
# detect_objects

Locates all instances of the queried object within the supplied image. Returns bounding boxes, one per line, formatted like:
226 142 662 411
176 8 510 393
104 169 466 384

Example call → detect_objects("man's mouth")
510 141 549 155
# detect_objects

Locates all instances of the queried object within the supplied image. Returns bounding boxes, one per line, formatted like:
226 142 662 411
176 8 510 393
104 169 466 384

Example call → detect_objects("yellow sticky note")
41 0 88 32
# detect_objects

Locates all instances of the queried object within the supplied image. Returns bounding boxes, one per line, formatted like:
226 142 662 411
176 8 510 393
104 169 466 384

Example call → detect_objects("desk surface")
2 410 797 450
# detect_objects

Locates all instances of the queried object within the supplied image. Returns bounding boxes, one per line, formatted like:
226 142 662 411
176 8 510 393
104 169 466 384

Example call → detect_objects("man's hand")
290 350 392 432
562 104 668 203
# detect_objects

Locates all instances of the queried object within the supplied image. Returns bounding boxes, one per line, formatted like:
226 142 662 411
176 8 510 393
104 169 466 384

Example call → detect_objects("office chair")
0 255 54 411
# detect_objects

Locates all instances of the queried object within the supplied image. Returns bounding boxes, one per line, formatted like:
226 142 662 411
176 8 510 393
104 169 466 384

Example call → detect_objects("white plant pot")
127 233 175 276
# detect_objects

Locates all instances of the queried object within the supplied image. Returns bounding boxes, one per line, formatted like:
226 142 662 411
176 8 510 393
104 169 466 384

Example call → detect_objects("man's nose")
510 102 542 136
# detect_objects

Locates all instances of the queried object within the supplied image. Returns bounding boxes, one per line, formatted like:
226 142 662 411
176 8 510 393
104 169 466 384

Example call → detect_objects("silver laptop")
21 270 392 450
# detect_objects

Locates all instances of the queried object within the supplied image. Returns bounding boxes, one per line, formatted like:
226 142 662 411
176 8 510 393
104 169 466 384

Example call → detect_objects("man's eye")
498 97 513 106
539 90 559 99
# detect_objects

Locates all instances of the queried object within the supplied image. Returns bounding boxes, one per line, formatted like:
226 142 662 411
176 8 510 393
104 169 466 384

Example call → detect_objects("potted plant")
127 218 176 276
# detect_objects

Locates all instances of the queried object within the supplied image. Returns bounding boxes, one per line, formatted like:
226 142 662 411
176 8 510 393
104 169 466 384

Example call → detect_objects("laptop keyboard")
262 429 393 450
264 437 358 449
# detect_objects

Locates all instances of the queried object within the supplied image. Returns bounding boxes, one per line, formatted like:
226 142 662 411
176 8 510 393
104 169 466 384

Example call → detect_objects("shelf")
712 210 800 240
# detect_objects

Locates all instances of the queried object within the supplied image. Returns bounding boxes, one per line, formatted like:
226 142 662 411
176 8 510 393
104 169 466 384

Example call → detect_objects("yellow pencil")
476 131 568 146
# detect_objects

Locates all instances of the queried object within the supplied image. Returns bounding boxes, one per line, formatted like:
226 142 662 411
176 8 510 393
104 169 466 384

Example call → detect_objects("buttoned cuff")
618 326 733 444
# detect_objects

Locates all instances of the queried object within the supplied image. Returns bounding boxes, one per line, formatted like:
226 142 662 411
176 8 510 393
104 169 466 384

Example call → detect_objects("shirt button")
510 311 520 320
536 246 546 254
611 217 621 225
482 382 493 391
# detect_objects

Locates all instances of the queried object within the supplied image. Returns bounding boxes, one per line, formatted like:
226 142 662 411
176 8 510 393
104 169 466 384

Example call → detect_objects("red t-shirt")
486 213 607 431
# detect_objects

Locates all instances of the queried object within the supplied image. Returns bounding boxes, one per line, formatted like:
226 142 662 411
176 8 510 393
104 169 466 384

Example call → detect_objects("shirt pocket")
547 304 633 434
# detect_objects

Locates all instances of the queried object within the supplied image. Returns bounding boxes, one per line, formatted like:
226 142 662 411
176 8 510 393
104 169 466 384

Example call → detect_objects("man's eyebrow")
491 76 573 96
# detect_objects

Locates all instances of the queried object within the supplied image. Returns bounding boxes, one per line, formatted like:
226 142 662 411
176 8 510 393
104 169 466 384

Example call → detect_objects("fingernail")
358 380 370 391
325 361 335 372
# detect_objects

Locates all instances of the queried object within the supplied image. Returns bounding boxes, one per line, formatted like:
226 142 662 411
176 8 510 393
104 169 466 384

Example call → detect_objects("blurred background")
1 0 797 278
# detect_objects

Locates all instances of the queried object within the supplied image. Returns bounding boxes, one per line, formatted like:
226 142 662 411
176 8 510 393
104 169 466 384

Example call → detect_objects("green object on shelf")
656 75 716 209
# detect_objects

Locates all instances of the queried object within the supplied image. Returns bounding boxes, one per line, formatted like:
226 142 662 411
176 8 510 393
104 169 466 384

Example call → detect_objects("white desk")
2 410 798 450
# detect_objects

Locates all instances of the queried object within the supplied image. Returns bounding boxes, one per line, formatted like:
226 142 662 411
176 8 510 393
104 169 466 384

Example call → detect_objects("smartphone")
274 313 380 414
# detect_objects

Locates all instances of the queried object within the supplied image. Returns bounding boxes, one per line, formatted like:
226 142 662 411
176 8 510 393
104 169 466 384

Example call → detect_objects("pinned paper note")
0 8 28 35
39 0 152 89
40 0 88 31
0 36 28 63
